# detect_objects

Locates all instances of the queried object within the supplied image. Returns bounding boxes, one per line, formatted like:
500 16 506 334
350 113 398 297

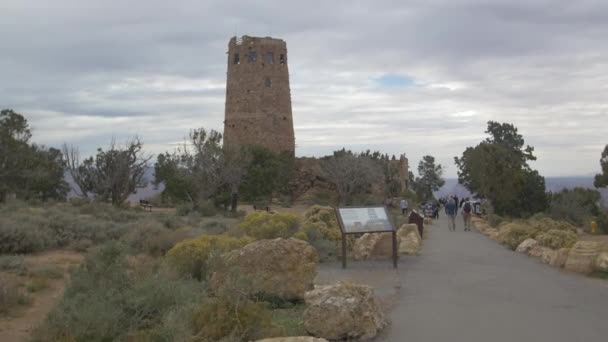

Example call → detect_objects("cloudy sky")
1 0 607 177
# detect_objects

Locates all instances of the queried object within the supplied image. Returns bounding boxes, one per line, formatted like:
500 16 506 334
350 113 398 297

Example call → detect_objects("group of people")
444 195 474 231
399 196 477 232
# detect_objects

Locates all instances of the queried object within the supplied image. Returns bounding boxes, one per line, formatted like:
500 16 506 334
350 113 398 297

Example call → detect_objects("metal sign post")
335 206 398 269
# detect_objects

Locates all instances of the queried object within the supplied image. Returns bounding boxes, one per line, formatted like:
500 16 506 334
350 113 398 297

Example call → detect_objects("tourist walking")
445 198 457 231
462 200 472 231
400 198 409 215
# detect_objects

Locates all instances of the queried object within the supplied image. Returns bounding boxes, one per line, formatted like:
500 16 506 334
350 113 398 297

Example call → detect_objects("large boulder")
256 338 328 342
353 233 394 260
303 282 386 340
550 248 570 268
217 238 318 300
397 224 421 255
515 238 538 254
540 248 557 265
528 245 545 258
564 241 601 274
594 252 608 272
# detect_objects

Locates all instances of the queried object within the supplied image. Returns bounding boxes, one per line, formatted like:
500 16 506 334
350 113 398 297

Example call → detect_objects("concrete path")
382 214 608 342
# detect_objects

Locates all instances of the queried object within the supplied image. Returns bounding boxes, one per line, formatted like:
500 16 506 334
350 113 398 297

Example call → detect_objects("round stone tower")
223 35 295 154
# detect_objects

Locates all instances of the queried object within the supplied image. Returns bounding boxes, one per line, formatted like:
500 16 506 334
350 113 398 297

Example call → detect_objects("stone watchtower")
223 35 295 154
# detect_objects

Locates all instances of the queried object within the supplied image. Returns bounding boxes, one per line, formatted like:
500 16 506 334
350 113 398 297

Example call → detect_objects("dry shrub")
33 242 204 342
295 206 344 261
191 269 279 341
232 211 300 240
536 229 578 249
498 217 579 250
167 235 252 280
121 220 191 256
300 205 341 241
0 277 30 314
0 254 28 275
498 222 539 250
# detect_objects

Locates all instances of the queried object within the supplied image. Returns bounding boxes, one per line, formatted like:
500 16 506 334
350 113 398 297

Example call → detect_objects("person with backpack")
445 197 457 231
462 199 473 231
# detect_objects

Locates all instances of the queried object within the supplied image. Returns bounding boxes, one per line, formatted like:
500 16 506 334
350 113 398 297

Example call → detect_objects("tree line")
2 109 607 224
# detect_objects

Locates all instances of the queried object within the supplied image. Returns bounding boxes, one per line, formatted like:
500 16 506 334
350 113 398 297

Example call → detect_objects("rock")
397 224 421 255
217 238 318 300
353 233 394 260
528 245 545 258
594 252 608 272
256 338 328 342
516 239 538 253
551 248 570 268
564 241 601 274
303 282 386 340
540 248 557 265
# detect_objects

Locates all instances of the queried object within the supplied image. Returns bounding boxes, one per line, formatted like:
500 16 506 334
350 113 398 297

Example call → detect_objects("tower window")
265 78 272 87
248 50 257 63
279 54 285 64
233 53 240 64
265 52 274 64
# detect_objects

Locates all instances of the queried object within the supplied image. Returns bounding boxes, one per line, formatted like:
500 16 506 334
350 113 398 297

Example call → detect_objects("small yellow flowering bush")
536 229 578 249
234 211 300 240
299 205 341 241
167 235 251 279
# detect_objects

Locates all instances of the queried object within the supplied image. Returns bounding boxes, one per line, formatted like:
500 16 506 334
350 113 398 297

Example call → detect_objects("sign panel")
337 206 394 233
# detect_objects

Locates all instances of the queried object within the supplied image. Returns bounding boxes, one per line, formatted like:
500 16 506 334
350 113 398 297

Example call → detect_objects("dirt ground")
0 251 83 342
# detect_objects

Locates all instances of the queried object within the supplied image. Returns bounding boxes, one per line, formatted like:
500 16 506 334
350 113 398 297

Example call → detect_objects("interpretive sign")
335 206 397 269
337 207 393 233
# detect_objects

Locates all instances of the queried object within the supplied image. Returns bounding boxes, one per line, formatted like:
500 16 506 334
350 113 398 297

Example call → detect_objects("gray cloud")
1 0 607 177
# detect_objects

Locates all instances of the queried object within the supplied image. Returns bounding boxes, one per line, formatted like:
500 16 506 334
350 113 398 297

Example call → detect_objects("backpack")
463 202 472 213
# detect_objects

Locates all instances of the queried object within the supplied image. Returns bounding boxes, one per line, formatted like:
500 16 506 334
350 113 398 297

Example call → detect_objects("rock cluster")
397 224 422 255
595 252 608 272
515 238 538 253
352 224 421 260
303 282 386 340
215 238 318 300
564 241 601 274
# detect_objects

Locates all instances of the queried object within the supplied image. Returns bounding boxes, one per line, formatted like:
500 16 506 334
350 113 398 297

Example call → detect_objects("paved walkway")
382 214 608 342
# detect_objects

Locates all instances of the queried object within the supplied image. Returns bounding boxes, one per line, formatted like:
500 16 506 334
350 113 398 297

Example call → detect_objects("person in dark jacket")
445 197 457 231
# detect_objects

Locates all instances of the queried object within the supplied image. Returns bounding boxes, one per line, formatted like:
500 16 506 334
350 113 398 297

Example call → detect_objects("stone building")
391 154 409 194
223 35 295 154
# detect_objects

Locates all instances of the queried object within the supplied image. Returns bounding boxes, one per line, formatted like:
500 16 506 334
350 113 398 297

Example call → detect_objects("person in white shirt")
400 199 409 215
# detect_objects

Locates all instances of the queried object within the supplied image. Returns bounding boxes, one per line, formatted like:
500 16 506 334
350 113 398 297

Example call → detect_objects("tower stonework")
223 35 295 154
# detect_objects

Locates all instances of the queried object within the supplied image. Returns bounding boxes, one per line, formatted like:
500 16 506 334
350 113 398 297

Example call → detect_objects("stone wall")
224 35 295 154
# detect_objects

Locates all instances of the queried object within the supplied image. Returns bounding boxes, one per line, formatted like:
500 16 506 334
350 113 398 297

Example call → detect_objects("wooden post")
392 231 398 269
342 233 347 269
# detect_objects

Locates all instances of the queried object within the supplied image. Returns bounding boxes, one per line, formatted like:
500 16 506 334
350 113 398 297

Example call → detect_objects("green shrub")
29 264 64 279
233 211 300 240
167 235 252 280
191 295 276 341
548 188 602 227
536 229 578 249
0 279 30 314
0 254 27 275
0 215 55 253
300 205 341 241
190 272 279 341
200 220 229 235
176 202 194 216
26 277 50 292
271 304 307 337
487 214 504 228
34 242 205 342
